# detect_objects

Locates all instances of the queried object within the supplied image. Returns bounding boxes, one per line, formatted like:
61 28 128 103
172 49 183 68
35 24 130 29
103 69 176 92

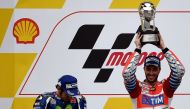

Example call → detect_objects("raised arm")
158 34 185 97
122 33 142 98
163 48 185 97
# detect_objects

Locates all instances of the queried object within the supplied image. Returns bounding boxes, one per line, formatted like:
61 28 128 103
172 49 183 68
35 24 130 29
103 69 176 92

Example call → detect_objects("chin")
146 76 158 83
147 79 157 83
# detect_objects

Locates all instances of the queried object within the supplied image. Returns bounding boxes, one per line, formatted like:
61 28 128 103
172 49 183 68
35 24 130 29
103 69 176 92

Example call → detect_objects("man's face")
144 65 161 83
56 86 71 101
60 91 70 101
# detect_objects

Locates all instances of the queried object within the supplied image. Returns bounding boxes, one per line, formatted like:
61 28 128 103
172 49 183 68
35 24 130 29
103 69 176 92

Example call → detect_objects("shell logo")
13 18 39 44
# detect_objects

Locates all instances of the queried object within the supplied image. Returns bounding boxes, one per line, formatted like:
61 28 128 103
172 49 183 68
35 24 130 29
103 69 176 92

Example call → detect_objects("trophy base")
141 34 159 45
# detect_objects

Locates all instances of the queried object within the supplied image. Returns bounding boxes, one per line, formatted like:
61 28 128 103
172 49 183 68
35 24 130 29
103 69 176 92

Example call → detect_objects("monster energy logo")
55 104 72 109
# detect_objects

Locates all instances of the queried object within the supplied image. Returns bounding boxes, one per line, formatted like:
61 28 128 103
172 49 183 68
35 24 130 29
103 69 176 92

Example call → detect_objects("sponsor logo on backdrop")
69 25 164 83
13 18 39 44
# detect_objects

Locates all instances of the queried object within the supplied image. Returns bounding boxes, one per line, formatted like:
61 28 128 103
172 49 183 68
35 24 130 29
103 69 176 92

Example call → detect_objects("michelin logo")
142 94 164 106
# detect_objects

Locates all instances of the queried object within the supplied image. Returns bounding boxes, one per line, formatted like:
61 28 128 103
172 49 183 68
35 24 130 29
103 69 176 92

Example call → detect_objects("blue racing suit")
33 92 87 109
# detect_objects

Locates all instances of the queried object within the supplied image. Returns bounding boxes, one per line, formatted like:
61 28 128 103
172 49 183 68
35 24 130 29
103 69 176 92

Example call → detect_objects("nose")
148 68 155 75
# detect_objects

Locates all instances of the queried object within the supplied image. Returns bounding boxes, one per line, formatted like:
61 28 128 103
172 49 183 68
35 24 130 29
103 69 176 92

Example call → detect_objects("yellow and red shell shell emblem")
13 18 39 44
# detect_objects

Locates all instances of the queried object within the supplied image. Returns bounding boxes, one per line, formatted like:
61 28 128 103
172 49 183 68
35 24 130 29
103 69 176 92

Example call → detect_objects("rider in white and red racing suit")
122 34 185 109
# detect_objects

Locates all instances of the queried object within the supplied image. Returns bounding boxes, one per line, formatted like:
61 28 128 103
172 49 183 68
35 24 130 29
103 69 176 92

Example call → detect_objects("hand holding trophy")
137 2 160 46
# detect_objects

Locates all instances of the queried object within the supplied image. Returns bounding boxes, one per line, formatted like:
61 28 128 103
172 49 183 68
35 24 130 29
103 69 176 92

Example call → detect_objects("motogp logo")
69 24 164 83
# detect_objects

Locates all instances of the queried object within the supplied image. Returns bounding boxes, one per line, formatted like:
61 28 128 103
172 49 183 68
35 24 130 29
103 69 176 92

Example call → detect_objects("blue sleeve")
79 96 87 109
33 95 49 109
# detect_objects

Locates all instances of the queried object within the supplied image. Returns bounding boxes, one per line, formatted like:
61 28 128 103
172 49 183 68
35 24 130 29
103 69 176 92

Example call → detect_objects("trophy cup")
137 2 160 45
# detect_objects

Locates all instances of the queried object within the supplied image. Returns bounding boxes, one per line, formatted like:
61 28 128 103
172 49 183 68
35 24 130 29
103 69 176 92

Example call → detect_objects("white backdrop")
1 0 190 109
20 11 190 109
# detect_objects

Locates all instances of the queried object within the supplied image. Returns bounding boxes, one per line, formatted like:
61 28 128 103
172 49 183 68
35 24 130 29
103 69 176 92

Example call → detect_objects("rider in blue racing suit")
33 75 87 109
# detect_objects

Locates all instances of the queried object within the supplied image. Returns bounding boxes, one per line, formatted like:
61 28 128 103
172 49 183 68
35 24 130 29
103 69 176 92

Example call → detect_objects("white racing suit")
122 48 185 109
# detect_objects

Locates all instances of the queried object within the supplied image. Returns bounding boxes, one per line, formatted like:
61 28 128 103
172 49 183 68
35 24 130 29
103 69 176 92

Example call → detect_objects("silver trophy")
137 2 159 45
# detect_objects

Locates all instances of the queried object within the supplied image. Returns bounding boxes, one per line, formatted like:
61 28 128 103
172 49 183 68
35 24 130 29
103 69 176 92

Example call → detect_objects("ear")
158 68 161 73
56 85 61 90
143 67 145 70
